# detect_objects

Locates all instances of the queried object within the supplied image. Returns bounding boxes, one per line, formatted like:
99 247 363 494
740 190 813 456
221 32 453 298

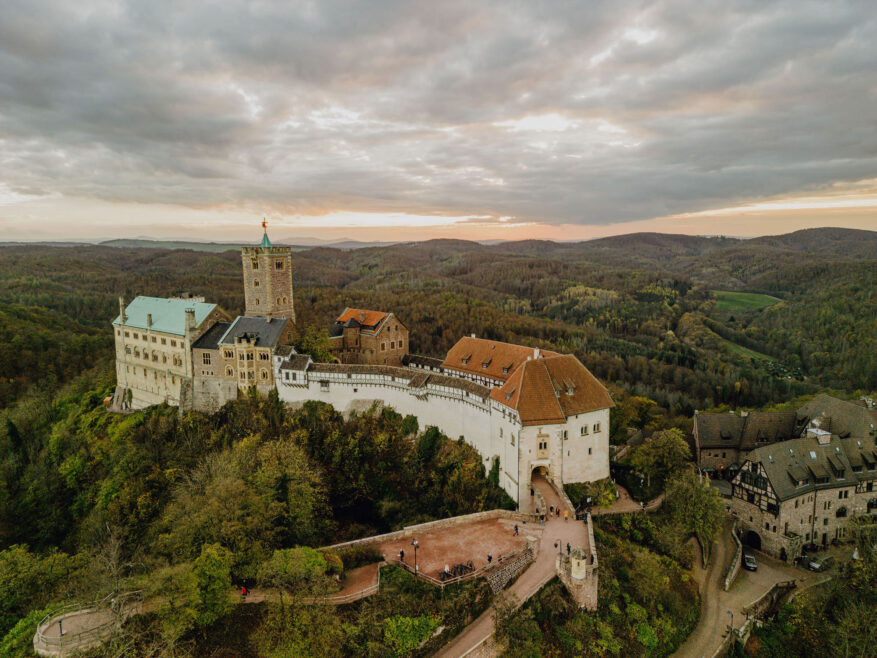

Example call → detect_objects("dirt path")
34 564 382 656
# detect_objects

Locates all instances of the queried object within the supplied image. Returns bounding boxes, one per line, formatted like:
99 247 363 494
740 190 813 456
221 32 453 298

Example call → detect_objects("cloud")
0 0 875 231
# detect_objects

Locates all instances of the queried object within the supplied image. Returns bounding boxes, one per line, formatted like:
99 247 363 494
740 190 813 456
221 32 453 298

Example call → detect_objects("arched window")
226 366 234 376
260 369 268 380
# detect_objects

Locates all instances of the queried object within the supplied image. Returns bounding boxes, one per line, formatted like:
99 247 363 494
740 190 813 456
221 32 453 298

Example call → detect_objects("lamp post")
411 539 419 574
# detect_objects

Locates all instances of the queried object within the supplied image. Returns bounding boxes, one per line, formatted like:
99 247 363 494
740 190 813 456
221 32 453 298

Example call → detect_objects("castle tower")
241 219 295 322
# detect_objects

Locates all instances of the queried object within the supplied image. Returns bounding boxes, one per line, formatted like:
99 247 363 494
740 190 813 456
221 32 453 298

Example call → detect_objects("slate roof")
403 354 445 370
219 316 289 348
279 354 313 371
751 436 852 500
748 434 874 501
192 322 232 350
695 411 799 450
490 354 614 426
798 394 877 439
442 336 559 383
274 345 295 358
113 296 218 336
301 361 491 397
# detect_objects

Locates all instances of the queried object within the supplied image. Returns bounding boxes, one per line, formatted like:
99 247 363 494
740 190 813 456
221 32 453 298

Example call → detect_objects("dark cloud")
0 0 875 224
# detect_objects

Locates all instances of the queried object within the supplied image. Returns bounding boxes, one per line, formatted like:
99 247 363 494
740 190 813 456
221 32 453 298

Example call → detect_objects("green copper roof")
261 230 272 248
113 296 217 336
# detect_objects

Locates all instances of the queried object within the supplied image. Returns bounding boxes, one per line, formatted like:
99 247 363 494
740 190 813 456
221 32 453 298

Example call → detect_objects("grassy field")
720 338 774 361
713 290 782 313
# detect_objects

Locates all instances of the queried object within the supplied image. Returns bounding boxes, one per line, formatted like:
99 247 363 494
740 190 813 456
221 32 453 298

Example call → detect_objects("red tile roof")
490 354 614 426
441 336 559 383
336 308 390 327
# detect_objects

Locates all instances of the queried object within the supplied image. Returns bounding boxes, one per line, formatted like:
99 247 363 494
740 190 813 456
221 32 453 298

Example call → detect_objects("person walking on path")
399 549 405 564
487 554 493 566
564 510 569 521
566 543 571 556
556 507 560 518
514 524 519 536
550 505 554 515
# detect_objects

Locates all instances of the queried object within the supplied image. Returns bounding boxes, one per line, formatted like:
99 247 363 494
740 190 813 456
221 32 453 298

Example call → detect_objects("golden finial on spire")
262 217 267 231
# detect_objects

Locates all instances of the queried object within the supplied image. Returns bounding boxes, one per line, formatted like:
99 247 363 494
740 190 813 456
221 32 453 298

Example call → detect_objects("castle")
112 224 614 509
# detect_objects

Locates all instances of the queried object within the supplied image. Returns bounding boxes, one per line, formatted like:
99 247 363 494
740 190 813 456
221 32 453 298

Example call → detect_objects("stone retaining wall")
486 541 537 593
724 519 743 591
323 509 536 552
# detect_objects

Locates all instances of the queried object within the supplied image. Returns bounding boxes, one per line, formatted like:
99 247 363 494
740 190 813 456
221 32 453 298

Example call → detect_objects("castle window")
320 381 329 392
260 370 268 380
171 340 177 347
151 336 156 343
240 371 246 379
162 355 167 364
125 331 130 337
224 350 233 359
226 367 234 376
254 279 260 287
563 430 568 440
581 425 588 435
252 260 259 269
255 299 260 305
125 347 132 355
275 260 284 270
161 338 166 345
390 341 395 349
246 353 254 361
277 297 281 304
259 352 269 361
133 333 139 339
116 329 120 336
239 353 245 361
511 434 515 446
589 447 592 455
202 353 211 365
381 343 386 351
593 423 601 433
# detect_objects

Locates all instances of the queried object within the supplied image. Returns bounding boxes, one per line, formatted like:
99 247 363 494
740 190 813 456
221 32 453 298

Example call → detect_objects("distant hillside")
100 237 399 251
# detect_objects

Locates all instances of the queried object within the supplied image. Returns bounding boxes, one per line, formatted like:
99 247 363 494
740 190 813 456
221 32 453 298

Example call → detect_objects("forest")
0 227 874 417
0 227 874 655
0 371 512 656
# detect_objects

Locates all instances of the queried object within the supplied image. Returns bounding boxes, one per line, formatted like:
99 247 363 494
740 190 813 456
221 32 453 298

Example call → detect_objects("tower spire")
260 217 272 248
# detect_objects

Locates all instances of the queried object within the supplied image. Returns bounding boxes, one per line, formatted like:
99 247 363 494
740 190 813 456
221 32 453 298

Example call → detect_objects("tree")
628 428 691 489
663 470 724 546
192 543 234 627
383 615 440 657
295 326 334 363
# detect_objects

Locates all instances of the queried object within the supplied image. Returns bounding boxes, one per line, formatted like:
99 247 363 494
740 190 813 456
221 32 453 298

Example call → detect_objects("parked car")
807 556 834 572
742 554 758 571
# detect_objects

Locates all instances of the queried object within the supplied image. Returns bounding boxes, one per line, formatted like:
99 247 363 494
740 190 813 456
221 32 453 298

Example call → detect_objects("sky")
0 0 875 243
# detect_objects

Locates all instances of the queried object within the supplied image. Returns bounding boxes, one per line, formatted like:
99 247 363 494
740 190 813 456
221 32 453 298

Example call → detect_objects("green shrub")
336 544 384 570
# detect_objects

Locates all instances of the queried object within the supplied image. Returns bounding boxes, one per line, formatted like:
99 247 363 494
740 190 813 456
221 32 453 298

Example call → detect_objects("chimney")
147 313 153 329
185 308 196 331
119 296 127 324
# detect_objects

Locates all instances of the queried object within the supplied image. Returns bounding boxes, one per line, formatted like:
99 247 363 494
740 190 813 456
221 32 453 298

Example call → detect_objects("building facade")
113 296 229 409
327 308 408 366
241 224 295 322
191 316 294 412
274 339 613 509
729 402 877 562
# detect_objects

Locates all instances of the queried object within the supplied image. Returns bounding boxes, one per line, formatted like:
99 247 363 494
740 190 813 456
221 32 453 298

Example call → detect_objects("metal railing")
396 546 531 589
34 591 143 651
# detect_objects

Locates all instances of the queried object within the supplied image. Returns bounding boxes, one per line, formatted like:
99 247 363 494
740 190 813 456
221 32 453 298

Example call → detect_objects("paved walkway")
673 520 823 658
436 474 588 657
590 484 663 516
